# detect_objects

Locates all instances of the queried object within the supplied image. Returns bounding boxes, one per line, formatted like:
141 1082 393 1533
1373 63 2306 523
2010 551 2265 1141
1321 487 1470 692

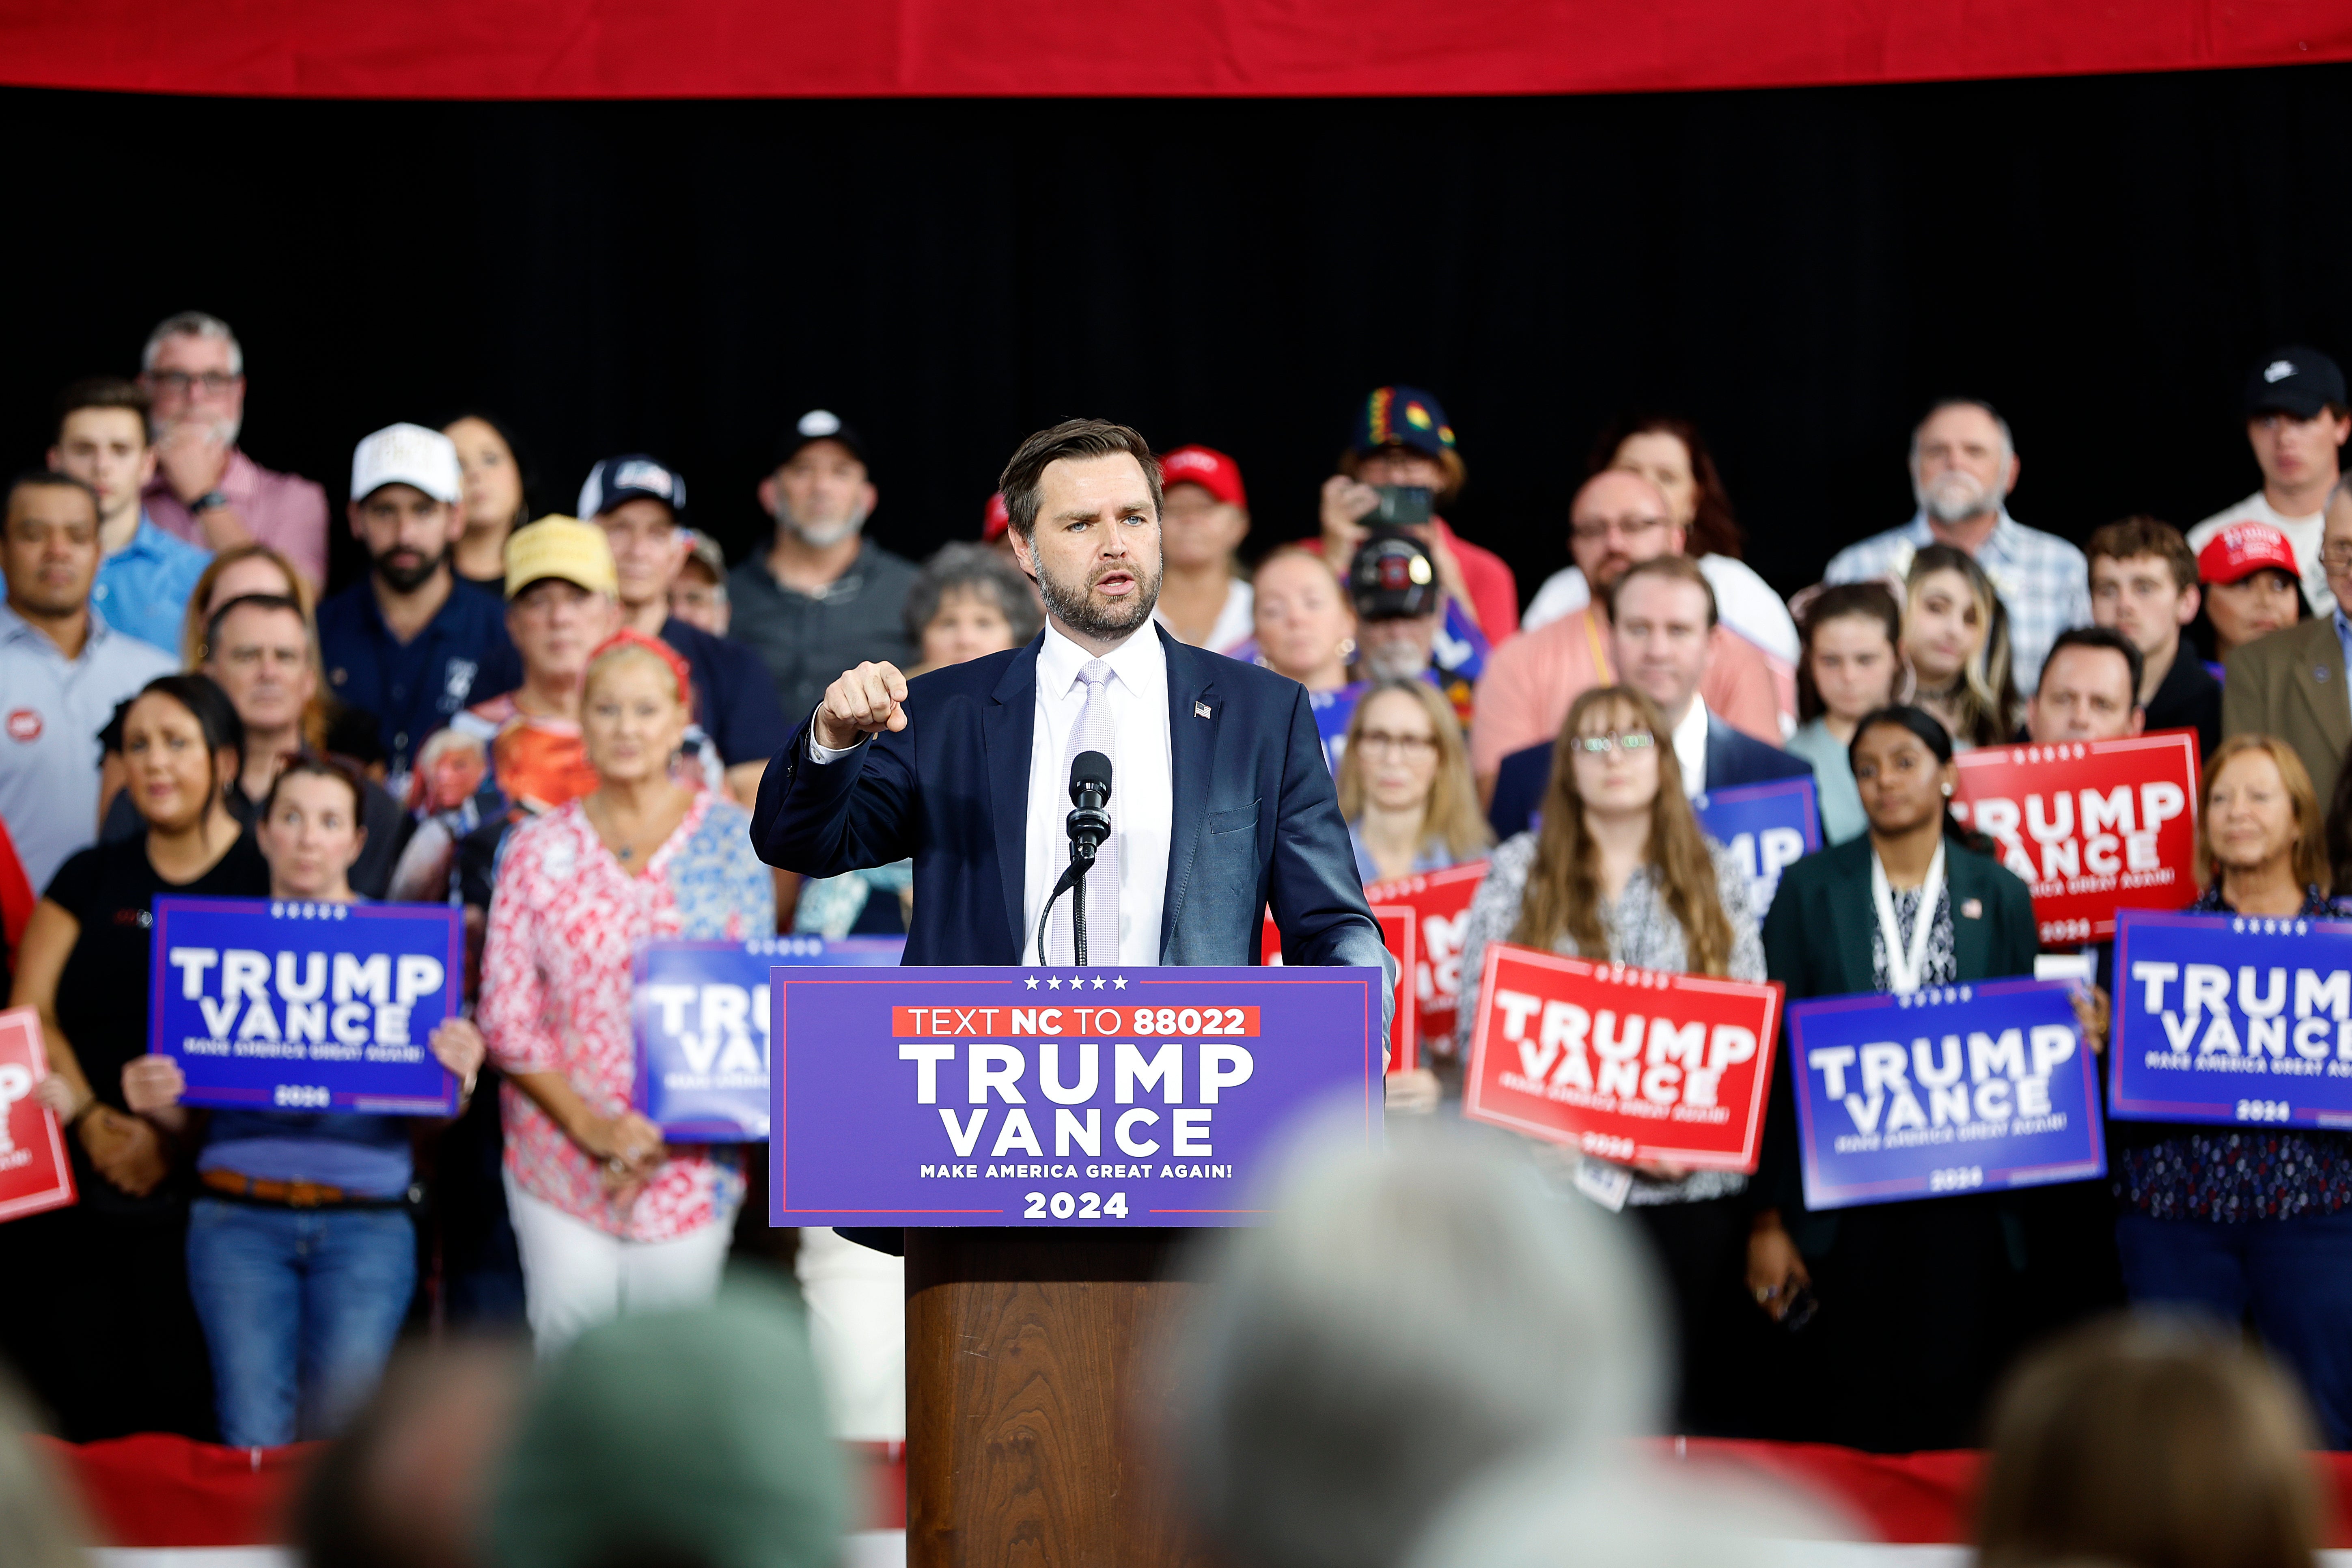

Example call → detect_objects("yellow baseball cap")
504 515 618 600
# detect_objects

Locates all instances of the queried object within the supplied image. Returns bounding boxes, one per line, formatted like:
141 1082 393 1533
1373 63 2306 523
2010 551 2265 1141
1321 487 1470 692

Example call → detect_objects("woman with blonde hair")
2109 733 2352 1449
1251 544 1362 771
1903 544 2019 748
1335 677 1490 884
478 630 774 1353
1455 683 1764 1430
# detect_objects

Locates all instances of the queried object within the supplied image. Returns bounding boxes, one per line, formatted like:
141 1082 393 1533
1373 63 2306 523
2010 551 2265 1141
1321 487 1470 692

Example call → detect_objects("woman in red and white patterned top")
478 632 774 1352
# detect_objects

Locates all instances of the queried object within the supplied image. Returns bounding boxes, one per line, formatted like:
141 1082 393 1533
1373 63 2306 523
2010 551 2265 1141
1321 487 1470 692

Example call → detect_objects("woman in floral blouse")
2113 733 2352 1449
479 630 774 1352
1455 684 1764 1433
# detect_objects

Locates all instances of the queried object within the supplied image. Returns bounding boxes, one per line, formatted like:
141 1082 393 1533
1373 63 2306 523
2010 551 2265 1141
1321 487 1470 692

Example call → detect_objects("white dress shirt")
808 623 1174 964
1671 697 1712 798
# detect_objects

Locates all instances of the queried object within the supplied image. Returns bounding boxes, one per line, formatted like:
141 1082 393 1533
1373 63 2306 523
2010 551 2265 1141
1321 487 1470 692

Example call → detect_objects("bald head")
1571 469 1682 595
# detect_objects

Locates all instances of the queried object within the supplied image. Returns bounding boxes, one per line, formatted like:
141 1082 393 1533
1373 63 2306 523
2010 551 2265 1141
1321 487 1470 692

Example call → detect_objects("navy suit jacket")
1486 713 1817 841
752 626 1393 990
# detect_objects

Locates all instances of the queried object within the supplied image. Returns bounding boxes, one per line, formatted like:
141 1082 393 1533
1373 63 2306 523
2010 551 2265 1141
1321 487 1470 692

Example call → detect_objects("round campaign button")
5 709 41 743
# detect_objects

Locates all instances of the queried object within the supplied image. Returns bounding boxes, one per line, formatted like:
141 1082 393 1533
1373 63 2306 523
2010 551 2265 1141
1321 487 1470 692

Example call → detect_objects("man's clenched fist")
814 661 910 750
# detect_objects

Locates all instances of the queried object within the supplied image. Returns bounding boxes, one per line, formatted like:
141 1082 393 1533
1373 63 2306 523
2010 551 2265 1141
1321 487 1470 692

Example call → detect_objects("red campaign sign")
1363 860 1489 1055
0 1007 75 1223
1263 907 1418 1070
1948 730 2201 947
1462 943 1783 1172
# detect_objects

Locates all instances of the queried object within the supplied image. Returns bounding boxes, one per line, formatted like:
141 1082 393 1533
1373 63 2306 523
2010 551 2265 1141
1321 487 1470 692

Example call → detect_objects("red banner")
1364 860 1488 1057
1263 907 1417 1070
1948 730 2201 946
1462 943 1783 1172
0 1007 75 1223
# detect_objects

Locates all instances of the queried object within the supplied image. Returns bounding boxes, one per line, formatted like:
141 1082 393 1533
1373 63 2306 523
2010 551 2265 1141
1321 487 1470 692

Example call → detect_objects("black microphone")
1066 750 1113 862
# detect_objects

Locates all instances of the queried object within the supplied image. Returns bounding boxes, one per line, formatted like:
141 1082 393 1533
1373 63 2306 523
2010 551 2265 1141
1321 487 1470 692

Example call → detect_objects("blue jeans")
2116 1207 2352 1449
186 1198 416 1447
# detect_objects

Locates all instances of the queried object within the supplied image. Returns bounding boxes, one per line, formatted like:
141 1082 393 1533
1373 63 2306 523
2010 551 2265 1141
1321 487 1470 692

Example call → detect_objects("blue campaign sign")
633 936 905 1141
1693 776 1820 915
2111 908 2352 1129
770 965 1384 1226
1785 978 2104 1210
150 897 464 1115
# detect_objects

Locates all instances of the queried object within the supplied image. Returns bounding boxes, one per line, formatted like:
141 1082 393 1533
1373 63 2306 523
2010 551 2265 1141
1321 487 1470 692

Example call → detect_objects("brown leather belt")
201 1168 357 1208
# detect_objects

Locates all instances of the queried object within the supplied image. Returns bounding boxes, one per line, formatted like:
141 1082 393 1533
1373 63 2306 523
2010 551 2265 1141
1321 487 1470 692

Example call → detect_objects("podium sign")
1261 908 1418 1069
1459 943 1783 1171
2111 908 2352 1129
1693 776 1820 916
633 936 905 1140
1948 732 2201 945
0 1008 75 1223
768 965 1384 1226
1786 979 2104 1210
151 897 464 1114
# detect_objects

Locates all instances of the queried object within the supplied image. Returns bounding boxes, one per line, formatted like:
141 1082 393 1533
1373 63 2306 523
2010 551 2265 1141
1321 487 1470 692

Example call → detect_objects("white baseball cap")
351 423 462 505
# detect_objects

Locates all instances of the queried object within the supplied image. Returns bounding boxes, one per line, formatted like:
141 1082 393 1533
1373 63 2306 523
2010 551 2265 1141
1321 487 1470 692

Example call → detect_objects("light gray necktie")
1050 658 1119 964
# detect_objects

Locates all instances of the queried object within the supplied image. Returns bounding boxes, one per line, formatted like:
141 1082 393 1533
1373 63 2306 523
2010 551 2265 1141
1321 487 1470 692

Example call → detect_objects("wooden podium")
904 1228 1217 1568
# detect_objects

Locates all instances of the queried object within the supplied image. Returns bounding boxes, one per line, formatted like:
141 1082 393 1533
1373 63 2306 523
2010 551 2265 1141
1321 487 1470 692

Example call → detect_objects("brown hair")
261 752 366 824
2087 516 2200 596
1797 581 1906 724
1585 412 1744 561
998 419 1163 541
1906 544 2020 748
2197 733 2329 893
182 544 328 753
1336 679 1493 864
1977 1315 2323 1568
1510 686 1734 975
55 375 151 445
1604 551 1718 628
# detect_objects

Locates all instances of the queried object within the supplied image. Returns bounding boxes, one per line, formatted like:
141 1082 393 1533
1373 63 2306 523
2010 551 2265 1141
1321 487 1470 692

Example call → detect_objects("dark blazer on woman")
1752 830 2041 1452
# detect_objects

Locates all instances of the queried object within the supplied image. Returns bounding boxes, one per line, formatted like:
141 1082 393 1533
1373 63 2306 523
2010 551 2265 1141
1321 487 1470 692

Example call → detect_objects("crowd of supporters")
4 309 2352 1486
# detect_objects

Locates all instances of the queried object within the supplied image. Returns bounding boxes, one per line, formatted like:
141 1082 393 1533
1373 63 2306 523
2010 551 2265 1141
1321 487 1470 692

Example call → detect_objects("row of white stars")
1024 973 1127 990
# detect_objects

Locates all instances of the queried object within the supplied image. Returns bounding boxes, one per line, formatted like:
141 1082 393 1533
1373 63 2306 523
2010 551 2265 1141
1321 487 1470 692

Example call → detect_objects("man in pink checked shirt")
136 310 329 589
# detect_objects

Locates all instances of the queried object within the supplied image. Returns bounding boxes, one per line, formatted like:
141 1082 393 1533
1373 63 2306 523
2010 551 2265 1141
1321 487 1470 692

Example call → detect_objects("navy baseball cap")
2245 348 2347 419
1350 386 1457 459
577 455 686 522
778 408 869 469
1348 531 1441 621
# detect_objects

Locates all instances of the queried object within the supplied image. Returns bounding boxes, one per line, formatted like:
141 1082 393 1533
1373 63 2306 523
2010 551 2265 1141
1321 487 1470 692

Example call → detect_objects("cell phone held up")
1372 484 1432 527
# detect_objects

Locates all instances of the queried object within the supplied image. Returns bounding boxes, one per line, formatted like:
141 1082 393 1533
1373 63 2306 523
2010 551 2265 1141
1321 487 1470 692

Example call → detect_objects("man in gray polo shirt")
728 410 919 723
0 472 175 891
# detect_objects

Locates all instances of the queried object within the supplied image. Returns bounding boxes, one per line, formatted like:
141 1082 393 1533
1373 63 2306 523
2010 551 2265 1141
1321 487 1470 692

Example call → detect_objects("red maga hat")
2197 521 2301 585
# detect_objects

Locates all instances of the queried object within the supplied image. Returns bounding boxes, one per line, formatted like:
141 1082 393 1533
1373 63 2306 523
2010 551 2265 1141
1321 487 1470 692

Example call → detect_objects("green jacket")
1757 833 2041 1247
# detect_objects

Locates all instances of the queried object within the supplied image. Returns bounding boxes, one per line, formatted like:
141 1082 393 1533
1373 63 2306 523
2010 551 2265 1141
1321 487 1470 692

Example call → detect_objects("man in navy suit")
1487 554 1815 839
755 418 1392 1004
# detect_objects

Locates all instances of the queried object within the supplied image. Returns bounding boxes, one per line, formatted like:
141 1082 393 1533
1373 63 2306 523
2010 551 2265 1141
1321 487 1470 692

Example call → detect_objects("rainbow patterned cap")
1351 385 1457 459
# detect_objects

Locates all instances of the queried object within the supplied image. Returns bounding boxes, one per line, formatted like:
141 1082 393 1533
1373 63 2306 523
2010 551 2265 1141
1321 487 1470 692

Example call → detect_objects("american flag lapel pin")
1195 701 1212 719
1960 898 1983 919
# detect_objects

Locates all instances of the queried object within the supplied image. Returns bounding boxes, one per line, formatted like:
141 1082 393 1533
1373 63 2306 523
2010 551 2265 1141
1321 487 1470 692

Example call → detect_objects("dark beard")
1037 556 1160 641
372 544 448 595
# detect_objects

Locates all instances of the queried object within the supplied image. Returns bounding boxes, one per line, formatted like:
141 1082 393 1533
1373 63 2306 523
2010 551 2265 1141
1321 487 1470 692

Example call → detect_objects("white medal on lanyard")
1871 839 1947 995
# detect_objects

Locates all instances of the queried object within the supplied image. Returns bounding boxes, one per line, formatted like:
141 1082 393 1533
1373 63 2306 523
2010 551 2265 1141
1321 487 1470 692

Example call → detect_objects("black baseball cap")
778 408 869 469
1348 531 1441 621
2244 347 2347 419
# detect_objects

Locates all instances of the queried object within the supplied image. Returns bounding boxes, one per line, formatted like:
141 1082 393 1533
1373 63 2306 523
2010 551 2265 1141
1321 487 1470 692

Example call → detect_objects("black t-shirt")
44 831 271 1219
662 615 791 768
99 775 411 901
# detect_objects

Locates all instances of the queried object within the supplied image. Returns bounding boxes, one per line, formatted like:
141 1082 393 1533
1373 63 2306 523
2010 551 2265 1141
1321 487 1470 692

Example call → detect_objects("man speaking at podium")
752 416 1392 997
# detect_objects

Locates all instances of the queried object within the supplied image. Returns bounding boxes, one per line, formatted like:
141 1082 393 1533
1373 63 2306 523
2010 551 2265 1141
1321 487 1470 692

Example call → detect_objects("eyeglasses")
2321 542 2352 570
1570 730 1656 754
1357 731 1438 757
1569 515 1669 544
147 371 241 395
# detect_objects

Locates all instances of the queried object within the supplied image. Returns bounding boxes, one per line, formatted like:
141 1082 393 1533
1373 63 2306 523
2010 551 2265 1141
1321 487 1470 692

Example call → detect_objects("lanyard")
1871 839 1946 995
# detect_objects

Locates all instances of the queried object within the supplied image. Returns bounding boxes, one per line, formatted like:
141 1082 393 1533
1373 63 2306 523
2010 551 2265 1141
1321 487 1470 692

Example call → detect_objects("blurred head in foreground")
491 1281 844 1568
1173 1117 1665 1568
1976 1315 2323 1568
0 1365 88 1568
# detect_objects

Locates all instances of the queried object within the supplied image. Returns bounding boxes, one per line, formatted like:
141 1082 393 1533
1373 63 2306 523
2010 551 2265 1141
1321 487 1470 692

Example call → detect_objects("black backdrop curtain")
3 64 2349 602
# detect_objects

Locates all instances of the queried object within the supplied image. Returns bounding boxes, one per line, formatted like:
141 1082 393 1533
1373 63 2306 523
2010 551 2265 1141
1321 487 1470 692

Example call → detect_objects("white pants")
796 1226 906 1441
504 1172 733 1356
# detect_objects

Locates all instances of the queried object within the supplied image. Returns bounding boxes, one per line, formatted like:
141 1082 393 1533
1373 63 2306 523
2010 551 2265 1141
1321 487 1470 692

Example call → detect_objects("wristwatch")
192 490 230 514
